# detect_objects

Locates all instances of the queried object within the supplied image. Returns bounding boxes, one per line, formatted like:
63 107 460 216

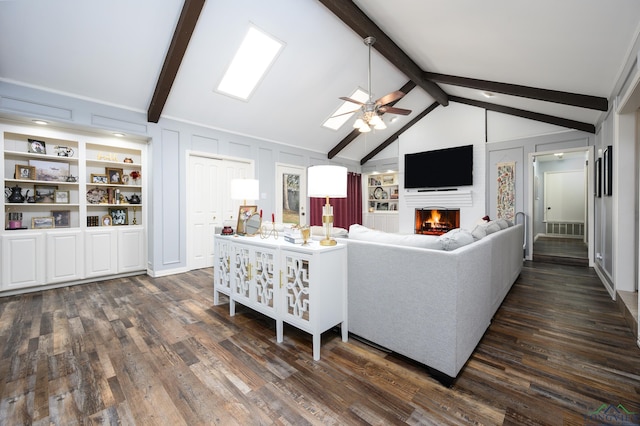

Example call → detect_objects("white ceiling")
1 0 639 162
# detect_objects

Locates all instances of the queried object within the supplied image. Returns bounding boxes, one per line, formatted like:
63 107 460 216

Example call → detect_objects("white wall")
397 103 486 232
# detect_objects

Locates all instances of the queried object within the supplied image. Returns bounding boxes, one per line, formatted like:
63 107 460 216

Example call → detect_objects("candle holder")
260 221 278 239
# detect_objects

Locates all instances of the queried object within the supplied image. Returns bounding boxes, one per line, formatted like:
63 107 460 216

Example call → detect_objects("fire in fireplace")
415 208 460 235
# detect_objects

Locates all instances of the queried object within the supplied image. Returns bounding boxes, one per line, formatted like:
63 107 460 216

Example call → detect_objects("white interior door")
543 170 585 222
189 155 222 270
275 163 306 225
188 155 252 270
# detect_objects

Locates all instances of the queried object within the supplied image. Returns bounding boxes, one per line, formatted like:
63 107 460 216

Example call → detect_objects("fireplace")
415 208 460 235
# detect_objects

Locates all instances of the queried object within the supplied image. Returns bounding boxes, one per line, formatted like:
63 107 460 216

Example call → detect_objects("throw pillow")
438 228 475 251
483 221 501 234
310 225 348 238
471 224 487 240
495 219 509 229
348 224 442 249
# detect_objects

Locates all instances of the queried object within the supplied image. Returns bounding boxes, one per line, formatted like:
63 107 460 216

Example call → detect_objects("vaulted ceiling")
1 1 639 163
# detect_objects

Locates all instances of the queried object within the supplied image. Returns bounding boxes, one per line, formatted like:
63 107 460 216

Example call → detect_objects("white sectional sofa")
344 222 524 385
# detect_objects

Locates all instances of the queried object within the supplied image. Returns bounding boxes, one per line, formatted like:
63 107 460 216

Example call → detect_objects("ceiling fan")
337 36 412 132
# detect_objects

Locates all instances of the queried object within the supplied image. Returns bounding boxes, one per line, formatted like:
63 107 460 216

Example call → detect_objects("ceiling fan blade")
375 90 405 106
339 96 364 106
379 106 412 115
330 108 361 118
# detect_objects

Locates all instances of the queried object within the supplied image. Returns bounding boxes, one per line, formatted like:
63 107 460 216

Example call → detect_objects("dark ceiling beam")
147 0 206 123
425 72 608 111
328 81 416 159
450 96 595 134
361 102 439 165
318 0 449 106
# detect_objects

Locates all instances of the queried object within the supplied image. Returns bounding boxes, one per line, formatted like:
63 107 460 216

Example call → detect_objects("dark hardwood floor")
533 236 588 266
1 261 639 425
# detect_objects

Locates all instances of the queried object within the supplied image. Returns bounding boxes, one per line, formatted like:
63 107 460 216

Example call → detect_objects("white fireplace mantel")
403 189 473 208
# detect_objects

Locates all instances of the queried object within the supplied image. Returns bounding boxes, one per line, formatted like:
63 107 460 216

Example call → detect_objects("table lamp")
307 165 347 246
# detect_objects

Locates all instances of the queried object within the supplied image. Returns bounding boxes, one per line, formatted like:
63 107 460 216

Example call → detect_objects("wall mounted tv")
404 144 473 189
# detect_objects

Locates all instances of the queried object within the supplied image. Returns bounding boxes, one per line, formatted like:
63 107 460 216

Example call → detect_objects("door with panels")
188 155 252 270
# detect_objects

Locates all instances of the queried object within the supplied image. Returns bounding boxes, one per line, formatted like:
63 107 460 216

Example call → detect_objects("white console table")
213 235 347 360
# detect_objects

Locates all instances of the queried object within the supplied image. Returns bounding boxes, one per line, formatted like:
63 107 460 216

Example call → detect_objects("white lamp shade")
307 165 347 198
230 178 259 201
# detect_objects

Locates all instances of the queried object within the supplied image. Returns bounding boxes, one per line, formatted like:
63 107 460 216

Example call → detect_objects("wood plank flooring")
533 236 588 266
1 261 639 425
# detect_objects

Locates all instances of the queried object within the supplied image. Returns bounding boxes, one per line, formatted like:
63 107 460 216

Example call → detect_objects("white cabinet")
214 235 347 360
1 122 147 294
230 240 278 319
117 226 145 272
85 228 118 278
1 231 45 290
85 227 144 278
46 229 84 284
213 237 232 305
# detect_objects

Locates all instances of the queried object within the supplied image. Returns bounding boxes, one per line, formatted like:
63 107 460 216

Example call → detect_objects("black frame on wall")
595 157 602 198
603 145 613 196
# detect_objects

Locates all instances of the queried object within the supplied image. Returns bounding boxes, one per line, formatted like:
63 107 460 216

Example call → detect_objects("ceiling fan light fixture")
353 117 366 129
359 122 371 132
373 119 387 130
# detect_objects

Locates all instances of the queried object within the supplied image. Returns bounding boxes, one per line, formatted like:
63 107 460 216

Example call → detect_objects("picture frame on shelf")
51 210 70 228
54 190 69 204
91 173 108 184
34 185 58 203
29 159 70 182
32 216 54 229
15 164 36 180
109 207 128 225
101 214 112 226
27 138 47 154
236 205 257 235
106 167 123 184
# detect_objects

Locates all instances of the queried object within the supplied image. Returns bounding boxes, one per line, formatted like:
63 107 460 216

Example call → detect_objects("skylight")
322 88 369 130
216 25 284 100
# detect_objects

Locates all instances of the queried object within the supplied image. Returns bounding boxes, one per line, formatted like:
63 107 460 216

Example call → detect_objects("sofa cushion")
483 221 502 234
310 225 348 238
348 224 442 249
471 224 487 240
438 228 475 251
495 219 509 229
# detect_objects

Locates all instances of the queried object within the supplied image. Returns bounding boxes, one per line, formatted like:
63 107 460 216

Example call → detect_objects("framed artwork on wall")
594 158 602 198
603 145 612 196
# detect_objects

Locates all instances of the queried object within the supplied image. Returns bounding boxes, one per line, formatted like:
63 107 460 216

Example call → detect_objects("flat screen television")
404 144 473 189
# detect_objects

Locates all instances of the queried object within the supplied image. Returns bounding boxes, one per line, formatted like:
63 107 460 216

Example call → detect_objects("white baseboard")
147 266 190 278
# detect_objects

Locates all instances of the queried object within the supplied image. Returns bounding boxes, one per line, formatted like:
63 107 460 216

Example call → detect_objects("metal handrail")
515 211 527 258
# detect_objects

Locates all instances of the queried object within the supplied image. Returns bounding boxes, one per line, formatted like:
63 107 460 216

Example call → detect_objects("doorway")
528 148 594 266
275 163 306 225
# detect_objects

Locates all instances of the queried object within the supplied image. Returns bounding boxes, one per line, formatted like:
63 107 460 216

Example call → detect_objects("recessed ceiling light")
216 25 284 100
390 116 398 123
323 88 369 130
482 92 494 98
33 120 48 125
113 133 125 137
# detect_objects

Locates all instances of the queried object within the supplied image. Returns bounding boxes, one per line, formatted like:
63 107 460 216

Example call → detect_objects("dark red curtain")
309 172 362 229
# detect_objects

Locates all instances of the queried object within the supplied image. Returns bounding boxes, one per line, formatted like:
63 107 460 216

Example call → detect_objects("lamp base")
319 237 337 246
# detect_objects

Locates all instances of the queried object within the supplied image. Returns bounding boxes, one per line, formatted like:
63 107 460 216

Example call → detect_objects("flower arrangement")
129 170 141 180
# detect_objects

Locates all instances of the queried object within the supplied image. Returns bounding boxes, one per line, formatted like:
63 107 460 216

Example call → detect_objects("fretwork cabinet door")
230 241 278 319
